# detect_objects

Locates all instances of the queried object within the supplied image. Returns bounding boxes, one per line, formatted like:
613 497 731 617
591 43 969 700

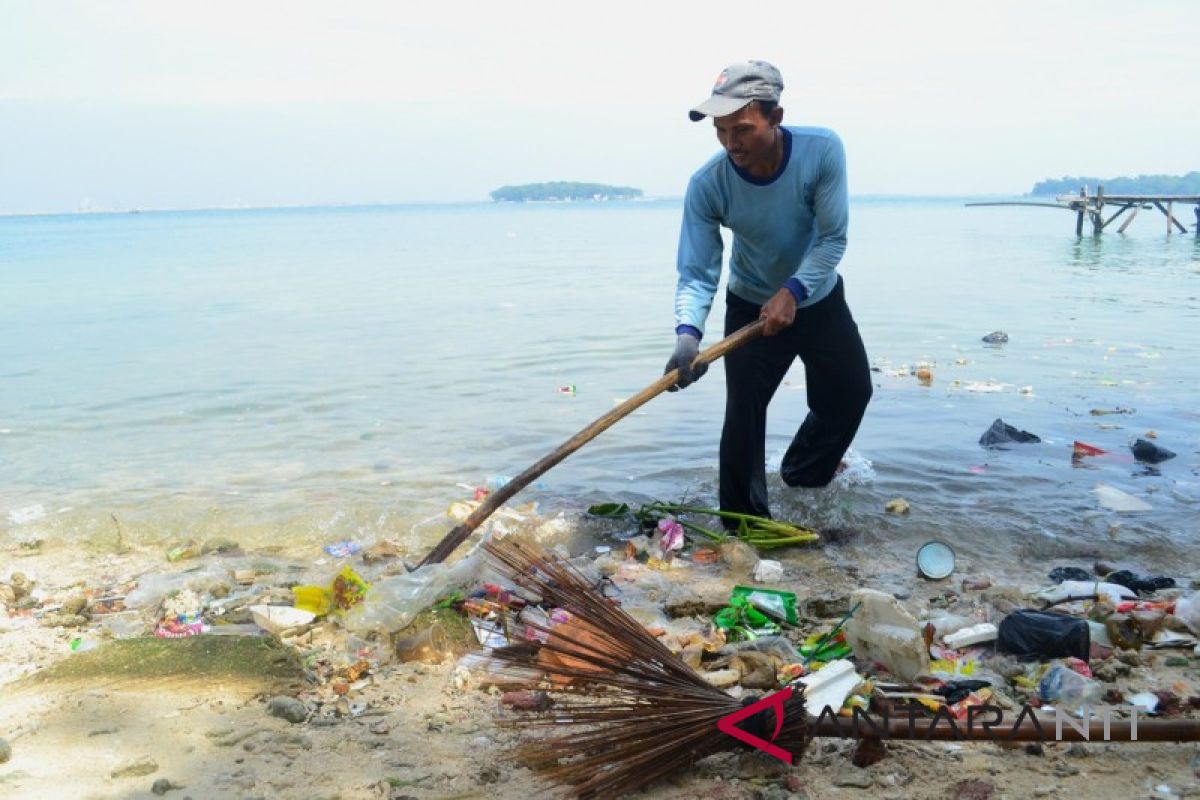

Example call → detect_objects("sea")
2 198 1198 580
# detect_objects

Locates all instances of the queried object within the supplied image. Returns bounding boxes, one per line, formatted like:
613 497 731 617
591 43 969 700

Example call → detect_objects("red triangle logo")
716 687 794 764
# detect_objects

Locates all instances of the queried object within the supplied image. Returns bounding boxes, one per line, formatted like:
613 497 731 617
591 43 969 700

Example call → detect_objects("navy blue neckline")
730 127 791 186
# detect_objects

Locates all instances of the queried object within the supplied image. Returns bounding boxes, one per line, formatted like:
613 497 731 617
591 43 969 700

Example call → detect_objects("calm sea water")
2 200 1198 576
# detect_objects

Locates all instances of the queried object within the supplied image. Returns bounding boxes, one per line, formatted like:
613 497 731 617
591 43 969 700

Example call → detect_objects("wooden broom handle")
418 320 767 566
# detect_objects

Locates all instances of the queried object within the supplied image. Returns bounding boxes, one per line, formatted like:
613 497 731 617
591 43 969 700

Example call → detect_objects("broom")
417 320 767 567
481 536 810 798
480 538 1200 798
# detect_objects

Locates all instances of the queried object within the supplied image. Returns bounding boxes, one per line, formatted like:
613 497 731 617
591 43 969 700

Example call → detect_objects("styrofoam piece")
798 659 861 716
249 605 316 634
1094 483 1152 512
943 623 998 649
1128 692 1159 713
753 559 784 583
845 589 930 681
1035 580 1136 606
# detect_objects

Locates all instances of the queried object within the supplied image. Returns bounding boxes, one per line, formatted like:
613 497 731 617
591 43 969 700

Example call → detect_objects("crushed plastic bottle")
1038 664 1103 710
344 549 491 635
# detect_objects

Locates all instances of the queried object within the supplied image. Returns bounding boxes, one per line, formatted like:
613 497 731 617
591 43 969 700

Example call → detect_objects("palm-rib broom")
482 536 809 798
481 538 1200 798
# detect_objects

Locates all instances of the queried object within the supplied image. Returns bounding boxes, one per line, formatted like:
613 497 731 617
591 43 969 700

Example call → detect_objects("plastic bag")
1035 579 1136 606
1038 664 1102 709
343 550 486 635
978 418 1041 448
1131 438 1176 464
292 565 370 616
997 610 1089 661
1173 591 1200 636
1104 569 1175 593
731 585 798 624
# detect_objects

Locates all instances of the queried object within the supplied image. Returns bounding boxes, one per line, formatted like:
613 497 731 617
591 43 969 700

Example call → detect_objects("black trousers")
719 276 872 520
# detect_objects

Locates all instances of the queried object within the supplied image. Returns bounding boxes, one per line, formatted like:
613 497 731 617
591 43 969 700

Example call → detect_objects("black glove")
663 333 707 391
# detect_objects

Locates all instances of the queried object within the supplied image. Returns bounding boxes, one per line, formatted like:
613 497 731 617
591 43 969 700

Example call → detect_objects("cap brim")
688 94 753 122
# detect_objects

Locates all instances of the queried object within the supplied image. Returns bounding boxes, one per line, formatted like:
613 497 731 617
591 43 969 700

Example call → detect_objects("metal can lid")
916 540 956 580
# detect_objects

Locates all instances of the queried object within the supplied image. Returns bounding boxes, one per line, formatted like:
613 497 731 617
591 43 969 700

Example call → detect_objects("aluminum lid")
916 540 956 580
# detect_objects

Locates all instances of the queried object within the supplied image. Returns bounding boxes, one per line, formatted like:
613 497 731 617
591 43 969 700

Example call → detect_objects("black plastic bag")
997 609 1090 661
1105 569 1175 593
1131 439 1176 464
979 418 1041 448
1048 566 1091 583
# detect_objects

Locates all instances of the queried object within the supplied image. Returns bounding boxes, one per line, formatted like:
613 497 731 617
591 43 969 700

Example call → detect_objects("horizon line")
0 192 1034 220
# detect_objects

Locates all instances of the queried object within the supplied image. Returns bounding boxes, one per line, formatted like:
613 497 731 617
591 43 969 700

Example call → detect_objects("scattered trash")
981 331 1009 344
395 623 452 662
1090 406 1135 416
1127 691 1160 714
1172 592 1200 636
845 589 929 681
1048 566 1092 583
732 586 798 624
249 605 316 635
1093 483 1152 512
961 380 1007 393
798 659 861 716
943 623 998 649
293 565 371 616
884 498 910 514
1104 570 1175 594
1036 579 1136 606
1131 438 1176 463
1039 663 1102 709
557 384 577 396
979 418 1041 447
916 541 955 580
752 559 784 583
915 367 933 385
997 610 1090 661
165 541 200 562
1072 440 1108 458
323 540 364 558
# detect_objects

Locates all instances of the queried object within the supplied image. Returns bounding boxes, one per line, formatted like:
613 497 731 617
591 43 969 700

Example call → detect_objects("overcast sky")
2 1 1196 213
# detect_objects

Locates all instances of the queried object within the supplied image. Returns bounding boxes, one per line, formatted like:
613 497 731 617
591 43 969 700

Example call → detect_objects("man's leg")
780 278 872 488
720 292 798 519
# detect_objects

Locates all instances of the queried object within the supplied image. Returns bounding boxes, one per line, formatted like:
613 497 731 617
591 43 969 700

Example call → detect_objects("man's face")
713 102 782 173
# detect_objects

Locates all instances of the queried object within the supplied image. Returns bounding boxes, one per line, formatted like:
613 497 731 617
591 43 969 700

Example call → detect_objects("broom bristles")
481 537 810 798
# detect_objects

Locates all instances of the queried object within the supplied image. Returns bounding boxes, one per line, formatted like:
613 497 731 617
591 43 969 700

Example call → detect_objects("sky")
1 0 1196 213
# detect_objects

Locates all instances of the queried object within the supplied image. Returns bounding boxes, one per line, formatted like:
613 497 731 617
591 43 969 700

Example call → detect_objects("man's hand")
663 333 708 391
759 288 797 336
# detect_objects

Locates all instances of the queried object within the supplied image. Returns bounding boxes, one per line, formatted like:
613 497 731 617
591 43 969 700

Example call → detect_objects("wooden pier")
967 187 1199 236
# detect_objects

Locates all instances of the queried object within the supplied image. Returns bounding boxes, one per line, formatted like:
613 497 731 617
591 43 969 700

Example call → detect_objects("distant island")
1031 172 1200 196
489 182 643 202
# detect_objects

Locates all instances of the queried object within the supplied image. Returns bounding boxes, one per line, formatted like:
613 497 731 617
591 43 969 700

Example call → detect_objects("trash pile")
4 467 1199 797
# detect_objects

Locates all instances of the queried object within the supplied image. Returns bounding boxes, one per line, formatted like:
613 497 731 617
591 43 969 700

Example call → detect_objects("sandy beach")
4 507 1199 800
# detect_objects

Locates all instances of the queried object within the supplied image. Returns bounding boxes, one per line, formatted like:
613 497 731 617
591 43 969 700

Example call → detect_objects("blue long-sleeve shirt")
674 126 848 338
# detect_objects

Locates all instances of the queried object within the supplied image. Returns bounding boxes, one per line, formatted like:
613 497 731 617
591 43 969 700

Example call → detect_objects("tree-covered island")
1031 172 1200 196
490 182 644 202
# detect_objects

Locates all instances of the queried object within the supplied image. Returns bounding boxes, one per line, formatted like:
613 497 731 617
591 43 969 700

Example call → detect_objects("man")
663 59 872 523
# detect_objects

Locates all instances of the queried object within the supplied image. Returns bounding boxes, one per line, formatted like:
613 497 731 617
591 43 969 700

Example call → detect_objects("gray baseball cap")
689 60 784 122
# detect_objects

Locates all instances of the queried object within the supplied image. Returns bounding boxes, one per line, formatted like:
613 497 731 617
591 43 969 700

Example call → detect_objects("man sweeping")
664 59 872 524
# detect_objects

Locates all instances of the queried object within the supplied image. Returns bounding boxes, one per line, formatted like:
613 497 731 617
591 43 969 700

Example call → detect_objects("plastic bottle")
1038 664 1103 709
